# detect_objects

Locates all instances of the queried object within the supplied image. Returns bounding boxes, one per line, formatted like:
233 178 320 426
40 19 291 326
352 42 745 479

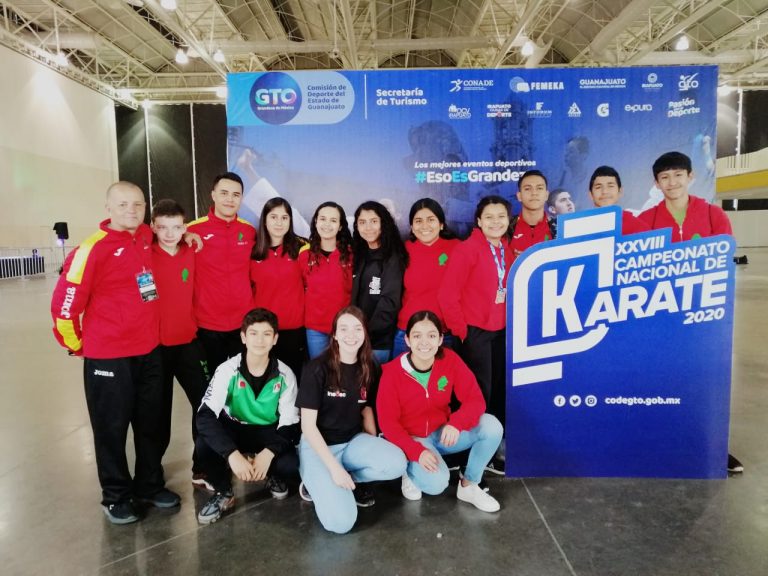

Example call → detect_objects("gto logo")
678 73 699 91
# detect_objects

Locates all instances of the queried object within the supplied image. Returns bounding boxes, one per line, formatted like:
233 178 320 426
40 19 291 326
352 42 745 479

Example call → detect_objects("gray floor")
2 249 767 576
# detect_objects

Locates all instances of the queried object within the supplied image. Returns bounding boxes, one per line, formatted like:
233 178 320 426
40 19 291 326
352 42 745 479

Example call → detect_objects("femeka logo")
642 72 664 90
527 102 553 118
448 104 471 119
596 103 610 117
678 73 699 92
450 79 493 92
568 102 582 118
249 72 302 124
509 207 734 387
624 103 653 113
510 77 564 92
579 78 627 89
113 247 124 257
667 97 700 118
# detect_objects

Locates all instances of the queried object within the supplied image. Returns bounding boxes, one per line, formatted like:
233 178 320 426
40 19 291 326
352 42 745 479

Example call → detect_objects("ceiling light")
175 48 189 64
54 51 69 67
160 0 177 9
675 35 689 51
215 86 227 98
213 48 225 63
521 40 535 57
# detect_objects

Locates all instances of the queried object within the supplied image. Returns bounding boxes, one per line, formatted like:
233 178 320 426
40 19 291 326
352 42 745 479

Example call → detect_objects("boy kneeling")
195 308 300 524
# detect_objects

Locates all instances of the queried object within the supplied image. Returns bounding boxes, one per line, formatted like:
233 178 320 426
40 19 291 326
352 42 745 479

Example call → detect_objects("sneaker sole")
102 506 140 525
299 483 313 502
355 500 376 508
136 497 180 509
484 466 505 476
270 490 289 500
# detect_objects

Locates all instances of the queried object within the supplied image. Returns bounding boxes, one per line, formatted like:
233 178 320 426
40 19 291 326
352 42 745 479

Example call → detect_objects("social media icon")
585 395 597 407
554 395 566 407
569 395 582 407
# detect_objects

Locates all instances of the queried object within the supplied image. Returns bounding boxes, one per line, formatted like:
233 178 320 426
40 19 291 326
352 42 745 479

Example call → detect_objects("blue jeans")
392 329 454 358
372 348 392 364
306 329 330 359
406 414 502 495
299 433 407 534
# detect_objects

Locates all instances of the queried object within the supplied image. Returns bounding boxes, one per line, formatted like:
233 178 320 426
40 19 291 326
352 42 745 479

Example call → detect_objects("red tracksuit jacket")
299 247 353 333
250 245 305 330
621 211 651 235
397 237 460 330
152 242 197 346
511 215 553 256
438 228 514 340
51 221 159 359
187 209 255 331
377 349 486 461
638 195 732 242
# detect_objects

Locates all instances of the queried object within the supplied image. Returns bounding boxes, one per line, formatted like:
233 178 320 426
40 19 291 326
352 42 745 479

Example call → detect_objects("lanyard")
488 240 506 291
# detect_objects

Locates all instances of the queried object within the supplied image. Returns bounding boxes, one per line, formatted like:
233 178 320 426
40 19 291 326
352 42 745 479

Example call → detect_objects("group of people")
50 150 740 535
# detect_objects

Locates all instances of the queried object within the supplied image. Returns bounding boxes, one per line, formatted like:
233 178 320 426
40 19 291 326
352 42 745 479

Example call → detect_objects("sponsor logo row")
455 98 701 120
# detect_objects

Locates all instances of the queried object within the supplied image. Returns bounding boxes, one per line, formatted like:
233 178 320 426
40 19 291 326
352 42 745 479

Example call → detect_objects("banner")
505 207 735 479
226 66 717 236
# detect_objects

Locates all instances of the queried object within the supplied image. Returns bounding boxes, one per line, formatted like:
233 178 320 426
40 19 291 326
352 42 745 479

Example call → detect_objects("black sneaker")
137 488 181 509
266 476 289 500
727 453 744 474
102 501 140 525
197 490 235 525
354 484 375 508
484 458 505 476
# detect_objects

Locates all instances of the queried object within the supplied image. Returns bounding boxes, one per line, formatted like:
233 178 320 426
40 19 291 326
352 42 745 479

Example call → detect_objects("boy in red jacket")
51 182 179 525
639 151 742 474
187 173 256 373
151 199 211 490
588 166 650 234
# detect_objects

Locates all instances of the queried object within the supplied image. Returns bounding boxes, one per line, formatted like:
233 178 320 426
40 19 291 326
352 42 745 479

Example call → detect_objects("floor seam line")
522 479 578 576
96 496 274 571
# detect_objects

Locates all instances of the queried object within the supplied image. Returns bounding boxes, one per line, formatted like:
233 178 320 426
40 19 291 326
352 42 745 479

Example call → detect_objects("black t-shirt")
297 358 379 445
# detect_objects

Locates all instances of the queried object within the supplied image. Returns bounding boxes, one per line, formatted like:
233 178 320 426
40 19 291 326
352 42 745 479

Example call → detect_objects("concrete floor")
1 249 766 576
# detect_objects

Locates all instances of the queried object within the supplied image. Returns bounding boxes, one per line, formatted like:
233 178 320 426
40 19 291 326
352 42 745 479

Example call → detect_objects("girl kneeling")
297 306 407 534
377 311 503 512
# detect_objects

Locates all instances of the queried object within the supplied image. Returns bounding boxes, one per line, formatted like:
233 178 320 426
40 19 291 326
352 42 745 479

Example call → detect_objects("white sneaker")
299 481 313 502
457 481 500 512
401 474 422 501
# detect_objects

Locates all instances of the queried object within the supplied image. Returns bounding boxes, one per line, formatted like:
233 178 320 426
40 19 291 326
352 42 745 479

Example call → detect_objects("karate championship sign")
506 207 735 479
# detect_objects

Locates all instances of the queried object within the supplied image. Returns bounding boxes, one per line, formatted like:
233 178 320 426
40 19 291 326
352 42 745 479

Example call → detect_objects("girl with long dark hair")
250 197 306 379
299 201 354 359
392 198 460 357
352 200 408 363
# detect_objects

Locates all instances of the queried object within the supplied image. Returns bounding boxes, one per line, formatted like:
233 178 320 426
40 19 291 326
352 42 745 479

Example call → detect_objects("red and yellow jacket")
377 349 486 462
187 209 256 331
51 221 159 359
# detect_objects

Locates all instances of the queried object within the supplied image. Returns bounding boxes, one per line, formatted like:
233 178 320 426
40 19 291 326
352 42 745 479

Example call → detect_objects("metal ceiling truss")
2 0 768 105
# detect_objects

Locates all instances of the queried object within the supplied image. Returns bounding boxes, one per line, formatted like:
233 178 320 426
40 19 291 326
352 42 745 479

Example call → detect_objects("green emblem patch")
438 253 448 266
238 232 244 241
437 376 448 391
181 268 189 282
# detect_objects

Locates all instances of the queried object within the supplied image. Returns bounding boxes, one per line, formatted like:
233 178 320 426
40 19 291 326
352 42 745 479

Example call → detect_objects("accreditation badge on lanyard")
488 241 506 304
136 267 159 302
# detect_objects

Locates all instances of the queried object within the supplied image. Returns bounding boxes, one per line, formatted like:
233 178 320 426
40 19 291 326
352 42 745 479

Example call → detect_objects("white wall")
729 211 768 248
0 45 118 247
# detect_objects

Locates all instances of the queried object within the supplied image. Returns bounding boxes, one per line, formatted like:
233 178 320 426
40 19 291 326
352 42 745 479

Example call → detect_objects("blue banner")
506 207 735 479
227 66 717 237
